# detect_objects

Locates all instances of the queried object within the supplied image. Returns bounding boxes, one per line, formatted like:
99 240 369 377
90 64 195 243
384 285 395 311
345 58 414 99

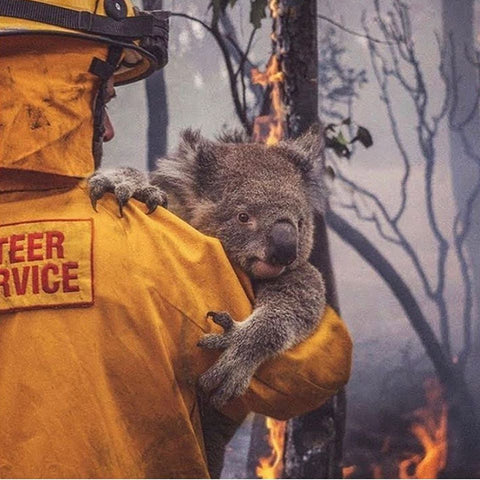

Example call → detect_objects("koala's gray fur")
89 126 329 477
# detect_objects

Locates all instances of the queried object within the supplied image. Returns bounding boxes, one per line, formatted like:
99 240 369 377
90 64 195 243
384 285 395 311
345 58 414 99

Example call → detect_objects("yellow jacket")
0 37 352 478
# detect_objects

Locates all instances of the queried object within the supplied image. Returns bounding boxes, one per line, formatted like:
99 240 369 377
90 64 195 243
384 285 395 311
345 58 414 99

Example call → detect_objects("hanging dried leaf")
351 126 373 148
250 0 268 28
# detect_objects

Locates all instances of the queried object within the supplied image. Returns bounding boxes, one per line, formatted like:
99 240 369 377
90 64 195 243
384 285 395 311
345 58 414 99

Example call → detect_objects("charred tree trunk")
143 0 168 171
273 1 346 477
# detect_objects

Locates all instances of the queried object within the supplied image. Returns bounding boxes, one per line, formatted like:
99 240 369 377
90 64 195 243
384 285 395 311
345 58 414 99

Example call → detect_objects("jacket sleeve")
221 304 352 422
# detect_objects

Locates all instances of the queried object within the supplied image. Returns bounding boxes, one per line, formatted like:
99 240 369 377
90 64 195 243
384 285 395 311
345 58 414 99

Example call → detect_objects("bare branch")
170 12 253 134
317 13 389 45
226 27 257 114
327 211 455 385
365 0 452 356
372 2 417 94
431 32 451 135
362 15 410 224
333 196 401 246
334 172 401 245
223 28 257 79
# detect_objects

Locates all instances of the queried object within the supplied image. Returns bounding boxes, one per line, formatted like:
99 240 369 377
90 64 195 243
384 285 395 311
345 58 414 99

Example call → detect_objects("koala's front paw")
134 185 168 215
197 311 239 350
88 168 167 217
198 357 252 409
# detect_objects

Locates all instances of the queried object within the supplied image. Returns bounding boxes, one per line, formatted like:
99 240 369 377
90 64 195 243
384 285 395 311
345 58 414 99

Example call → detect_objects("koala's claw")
118 202 125 218
141 186 168 215
114 183 134 218
146 202 158 215
89 172 113 212
206 311 234 331
198 311 238 351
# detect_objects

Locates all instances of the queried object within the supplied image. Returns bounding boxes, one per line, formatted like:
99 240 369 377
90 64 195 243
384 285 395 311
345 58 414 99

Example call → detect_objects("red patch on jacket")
0 219 94 312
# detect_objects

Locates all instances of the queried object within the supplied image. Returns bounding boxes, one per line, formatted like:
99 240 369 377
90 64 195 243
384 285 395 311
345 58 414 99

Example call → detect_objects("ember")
343 465 356 478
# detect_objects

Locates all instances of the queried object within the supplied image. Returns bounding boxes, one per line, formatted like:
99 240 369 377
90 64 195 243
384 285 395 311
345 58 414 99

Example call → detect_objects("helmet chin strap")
89 45 123 167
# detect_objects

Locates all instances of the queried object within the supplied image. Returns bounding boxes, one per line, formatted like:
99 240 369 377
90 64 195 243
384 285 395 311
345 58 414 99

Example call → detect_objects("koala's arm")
254 262 326 347
219 302 352 422
198 263 327 408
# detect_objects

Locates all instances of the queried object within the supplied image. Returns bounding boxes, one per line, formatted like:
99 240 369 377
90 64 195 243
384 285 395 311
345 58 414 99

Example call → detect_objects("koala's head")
155 127 328 279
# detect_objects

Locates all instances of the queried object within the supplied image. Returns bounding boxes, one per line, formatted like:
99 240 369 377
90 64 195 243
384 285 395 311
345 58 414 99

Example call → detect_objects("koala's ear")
215 128 252 144
281 123 325 173
154 129 219 204
280 124 330 214
179 128 218 172
176 128 223 201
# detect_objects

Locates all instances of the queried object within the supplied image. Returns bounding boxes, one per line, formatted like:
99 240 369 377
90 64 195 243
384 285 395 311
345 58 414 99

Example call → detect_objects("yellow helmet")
0 0 169 85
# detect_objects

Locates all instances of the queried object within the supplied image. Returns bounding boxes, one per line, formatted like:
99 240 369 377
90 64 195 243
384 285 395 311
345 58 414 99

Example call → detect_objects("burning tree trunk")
247 1 346 478
274 1 345 478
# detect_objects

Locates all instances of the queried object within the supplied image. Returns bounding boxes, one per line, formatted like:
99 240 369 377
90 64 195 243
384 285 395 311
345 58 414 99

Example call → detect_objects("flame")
269 0 279 19
345 378 447 479
255 418 287 479
396 378 447 479
398 454 422 479
372 463 383 479
253 3 287 478
343 465 356 478
401 378 448 479
251 54 286 146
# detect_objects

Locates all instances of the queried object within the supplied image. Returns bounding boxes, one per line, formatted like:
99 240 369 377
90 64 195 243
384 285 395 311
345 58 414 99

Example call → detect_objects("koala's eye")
238 212 250 223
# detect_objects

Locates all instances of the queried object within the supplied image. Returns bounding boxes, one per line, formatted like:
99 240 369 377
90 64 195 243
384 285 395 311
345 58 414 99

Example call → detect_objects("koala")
89 127 328 476
89 127 328 408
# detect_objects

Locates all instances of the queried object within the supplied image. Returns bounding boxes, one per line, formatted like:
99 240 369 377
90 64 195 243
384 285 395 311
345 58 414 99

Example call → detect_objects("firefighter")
0 0 352 477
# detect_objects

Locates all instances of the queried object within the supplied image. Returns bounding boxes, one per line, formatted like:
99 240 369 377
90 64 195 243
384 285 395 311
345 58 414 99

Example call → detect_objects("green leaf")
250 0 268 28
325 136 352 159
336 130 348 146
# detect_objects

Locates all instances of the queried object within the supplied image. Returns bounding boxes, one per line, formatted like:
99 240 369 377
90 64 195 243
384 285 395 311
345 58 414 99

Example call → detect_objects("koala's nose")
267 221 298 266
